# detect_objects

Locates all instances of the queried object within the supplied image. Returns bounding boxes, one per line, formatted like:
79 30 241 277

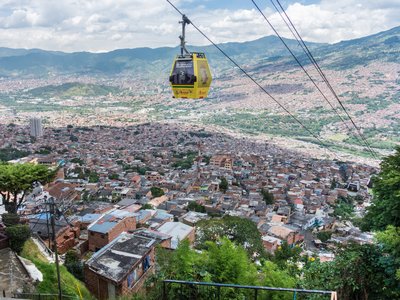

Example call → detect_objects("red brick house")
29 215 80 254
88 210 136 252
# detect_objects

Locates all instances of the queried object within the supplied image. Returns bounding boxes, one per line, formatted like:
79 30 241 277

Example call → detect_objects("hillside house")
88 210 136 251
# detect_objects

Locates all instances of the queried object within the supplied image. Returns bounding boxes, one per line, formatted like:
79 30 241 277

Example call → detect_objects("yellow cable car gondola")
169 15 212 99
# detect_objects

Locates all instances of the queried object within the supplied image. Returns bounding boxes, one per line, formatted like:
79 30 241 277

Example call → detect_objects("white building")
30 118 43 138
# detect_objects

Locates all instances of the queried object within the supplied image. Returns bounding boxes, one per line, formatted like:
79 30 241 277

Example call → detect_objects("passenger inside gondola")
170 59 196 84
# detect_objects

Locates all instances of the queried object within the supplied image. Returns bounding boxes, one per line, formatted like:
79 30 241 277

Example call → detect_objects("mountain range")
0 26 399 77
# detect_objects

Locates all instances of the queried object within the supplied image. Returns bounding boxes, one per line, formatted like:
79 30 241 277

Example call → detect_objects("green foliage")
196 216 265 258
273 241 302 272
172 151 197 170
203 238 258 286
70 157 84 165
364 147 400 230
333 196 354 220
0 163 55 213
188 201 206 213
203 155 211 165
69 135 79 142
64 250 84 281
108 173 119 180
20 239 93 299
316 231 332 243
155 239 296 300
5 225 31 253
219 177 228 193
375 225 400 280
0 147 30 161
1 213 20 226
330 178 337 189
141 203 153 210
376 226 400 257
261 188 274 205
259 261 296 300
150 186 164 198
27 82 122 99
301 243 400 299
88 170 99 183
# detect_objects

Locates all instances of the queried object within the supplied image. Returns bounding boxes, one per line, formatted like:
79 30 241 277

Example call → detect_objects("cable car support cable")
166 0 341 160
263 0 378 159
252 0 377 159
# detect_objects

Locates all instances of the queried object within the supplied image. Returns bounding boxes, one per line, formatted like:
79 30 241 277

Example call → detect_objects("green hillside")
27 82 124 98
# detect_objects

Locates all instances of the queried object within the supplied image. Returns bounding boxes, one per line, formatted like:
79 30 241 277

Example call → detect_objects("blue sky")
0 0 398 52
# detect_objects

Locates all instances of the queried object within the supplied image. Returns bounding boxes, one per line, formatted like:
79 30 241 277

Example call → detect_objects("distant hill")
27 83 124 98
0 26 398 78
316 26 400 69
0 35 323 77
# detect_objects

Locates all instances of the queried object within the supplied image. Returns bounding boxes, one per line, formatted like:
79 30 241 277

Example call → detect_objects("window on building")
142 255 151 272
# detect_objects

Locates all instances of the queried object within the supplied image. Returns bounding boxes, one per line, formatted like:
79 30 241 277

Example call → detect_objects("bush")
150 187 164 198
5 225 31 253
65 250 84 281
1 213 20 226
317 231 332 243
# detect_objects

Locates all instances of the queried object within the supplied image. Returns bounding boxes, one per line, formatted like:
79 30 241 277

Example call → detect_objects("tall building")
30 118 43 138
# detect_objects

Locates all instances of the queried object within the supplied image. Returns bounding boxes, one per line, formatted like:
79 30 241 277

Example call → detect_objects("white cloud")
0 0 398 52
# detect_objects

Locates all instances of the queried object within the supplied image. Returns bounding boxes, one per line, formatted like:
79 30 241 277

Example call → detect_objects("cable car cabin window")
170 59 196 85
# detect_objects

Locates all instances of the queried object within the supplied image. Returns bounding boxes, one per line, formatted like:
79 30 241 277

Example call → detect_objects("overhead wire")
262 0 378 159
252 0 361 148
165 0 341 160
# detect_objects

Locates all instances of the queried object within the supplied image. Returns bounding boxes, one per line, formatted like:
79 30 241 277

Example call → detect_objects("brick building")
210 155 233 170
29 214 80 254
85 232 159 299
88 210 136 252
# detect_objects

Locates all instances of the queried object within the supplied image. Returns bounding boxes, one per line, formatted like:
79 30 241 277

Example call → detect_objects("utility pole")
44 196 51 249
49 197 62 300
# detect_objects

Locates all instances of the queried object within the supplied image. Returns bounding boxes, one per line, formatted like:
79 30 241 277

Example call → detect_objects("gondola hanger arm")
179 14 191 55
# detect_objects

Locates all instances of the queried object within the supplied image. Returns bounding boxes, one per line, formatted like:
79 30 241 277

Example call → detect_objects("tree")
301 243 400 299
260 261 296 300
0 163 55 213
108 173 119 180
330 178 337 189
273 241 302 272
154 238 296 300
150 186 164 198
375 225 400 280
203 238 258 285
1 213 20 226
141 203 153 210
188 201 206 213
261 188 274 205
363 147 400 230
88 171 99 183
196 216 265 258
64 250 84 281
5 225 31 253
333 196 354 220
316 231 332 243
219 177 228 193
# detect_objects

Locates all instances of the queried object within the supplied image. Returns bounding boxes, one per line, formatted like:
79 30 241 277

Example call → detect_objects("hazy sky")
0 0 399 52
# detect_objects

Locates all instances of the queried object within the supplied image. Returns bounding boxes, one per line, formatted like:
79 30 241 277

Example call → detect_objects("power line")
165 0 340 160
264 0 378 159
252 0 377 159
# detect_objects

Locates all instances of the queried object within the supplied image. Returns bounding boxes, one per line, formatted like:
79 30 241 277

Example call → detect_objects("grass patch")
328 133 348 142
21 239 93 299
